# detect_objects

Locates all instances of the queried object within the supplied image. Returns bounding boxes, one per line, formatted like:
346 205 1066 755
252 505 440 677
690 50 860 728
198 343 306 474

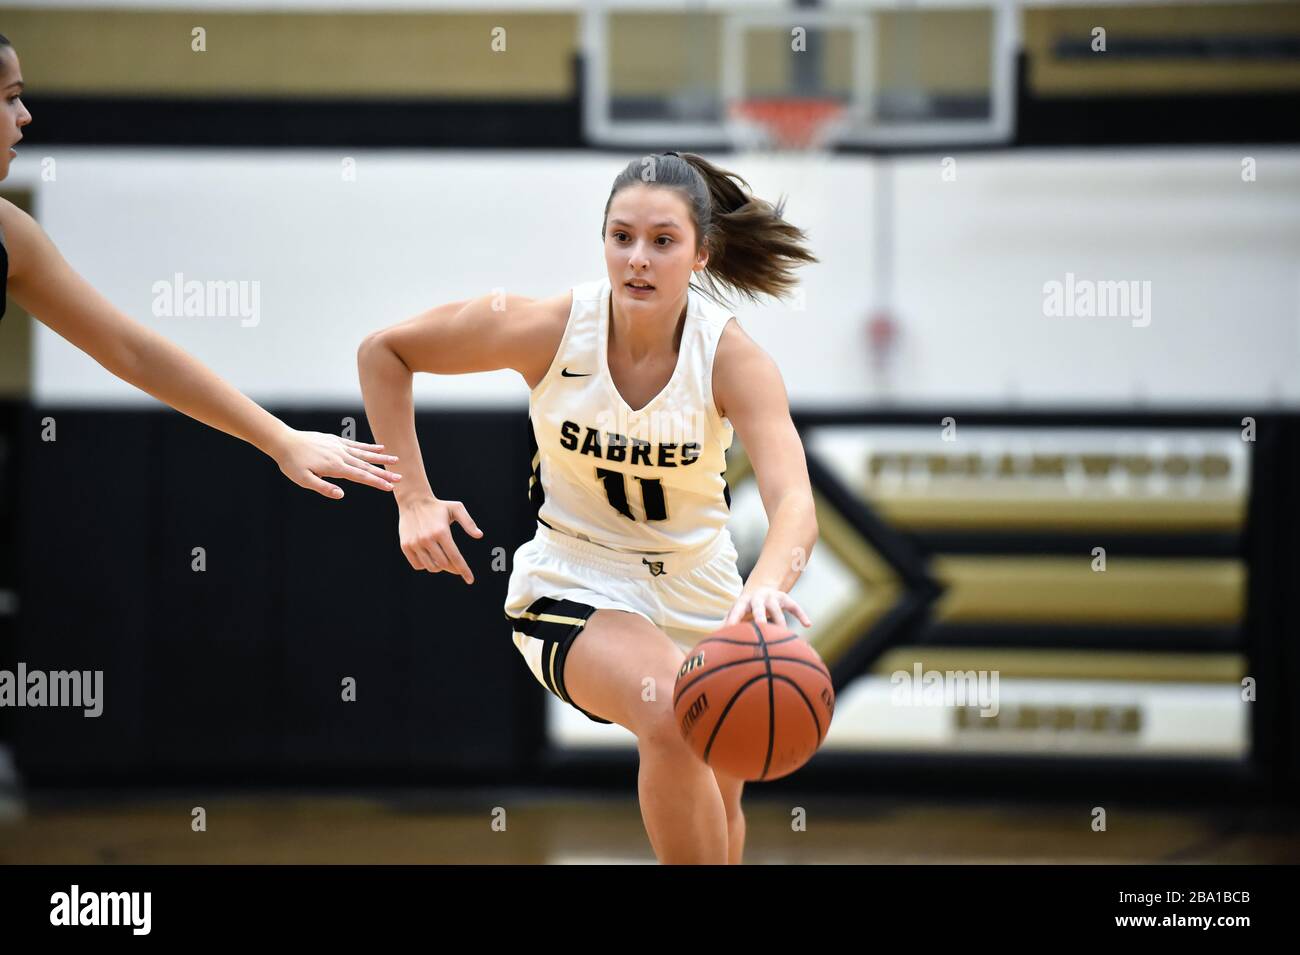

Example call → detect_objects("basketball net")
727 97 847 163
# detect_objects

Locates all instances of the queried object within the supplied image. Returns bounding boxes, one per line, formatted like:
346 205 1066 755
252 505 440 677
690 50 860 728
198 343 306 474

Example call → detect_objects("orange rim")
729 97 847 149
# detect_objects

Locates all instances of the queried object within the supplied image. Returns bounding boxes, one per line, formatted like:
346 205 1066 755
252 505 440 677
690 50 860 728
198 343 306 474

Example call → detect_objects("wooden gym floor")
2 790 1298 864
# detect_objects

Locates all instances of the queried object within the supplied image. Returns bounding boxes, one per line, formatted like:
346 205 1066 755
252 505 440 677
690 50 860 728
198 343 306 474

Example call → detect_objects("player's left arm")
713 321 818 628
1 197 399 499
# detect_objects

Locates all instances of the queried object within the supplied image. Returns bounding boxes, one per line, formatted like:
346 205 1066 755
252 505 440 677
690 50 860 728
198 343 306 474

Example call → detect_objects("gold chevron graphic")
727 449 904 669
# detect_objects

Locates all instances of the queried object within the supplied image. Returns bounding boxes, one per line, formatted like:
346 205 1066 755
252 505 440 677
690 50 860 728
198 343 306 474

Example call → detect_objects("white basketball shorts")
502 522 745 724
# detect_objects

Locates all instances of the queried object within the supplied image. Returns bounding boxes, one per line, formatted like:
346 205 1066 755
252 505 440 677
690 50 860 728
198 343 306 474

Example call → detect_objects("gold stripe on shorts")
517 609 590 628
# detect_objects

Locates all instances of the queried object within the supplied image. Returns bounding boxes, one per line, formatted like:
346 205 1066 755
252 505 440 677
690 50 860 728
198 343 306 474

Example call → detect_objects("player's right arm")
356 291 570 582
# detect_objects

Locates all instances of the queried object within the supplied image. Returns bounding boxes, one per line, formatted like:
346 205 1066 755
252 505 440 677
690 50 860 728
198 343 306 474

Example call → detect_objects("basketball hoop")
728 97 848 154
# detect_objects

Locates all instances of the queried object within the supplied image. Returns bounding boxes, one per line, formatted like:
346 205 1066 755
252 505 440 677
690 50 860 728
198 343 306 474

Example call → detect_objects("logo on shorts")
642 558 666 576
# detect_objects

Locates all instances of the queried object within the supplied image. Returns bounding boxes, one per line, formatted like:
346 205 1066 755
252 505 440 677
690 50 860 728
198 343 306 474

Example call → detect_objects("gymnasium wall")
8 405 1298 796
3 148 1298 410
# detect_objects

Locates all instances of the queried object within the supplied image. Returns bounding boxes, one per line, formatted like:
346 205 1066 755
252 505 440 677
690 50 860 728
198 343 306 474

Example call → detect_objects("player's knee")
630 689 690 755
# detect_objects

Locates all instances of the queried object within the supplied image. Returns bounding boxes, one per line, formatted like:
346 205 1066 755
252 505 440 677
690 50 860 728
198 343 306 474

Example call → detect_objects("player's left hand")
273 430 402 499
723 585 813 629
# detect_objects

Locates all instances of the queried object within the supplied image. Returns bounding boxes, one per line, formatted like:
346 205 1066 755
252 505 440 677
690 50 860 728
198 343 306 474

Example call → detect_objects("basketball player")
358 152 819 865
0 35 399 499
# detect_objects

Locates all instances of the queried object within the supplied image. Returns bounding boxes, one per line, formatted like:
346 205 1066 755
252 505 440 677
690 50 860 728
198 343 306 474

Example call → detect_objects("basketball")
673 620 834 781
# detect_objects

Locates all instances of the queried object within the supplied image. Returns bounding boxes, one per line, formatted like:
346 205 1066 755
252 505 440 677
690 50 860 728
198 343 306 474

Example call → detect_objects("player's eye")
656 236 672 246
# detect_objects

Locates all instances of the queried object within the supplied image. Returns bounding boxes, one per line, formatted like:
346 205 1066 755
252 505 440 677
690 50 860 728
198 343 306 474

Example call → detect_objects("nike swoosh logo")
561 368 591 377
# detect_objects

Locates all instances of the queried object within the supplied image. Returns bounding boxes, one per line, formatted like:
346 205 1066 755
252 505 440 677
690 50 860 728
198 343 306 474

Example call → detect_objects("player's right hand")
397 497 484 584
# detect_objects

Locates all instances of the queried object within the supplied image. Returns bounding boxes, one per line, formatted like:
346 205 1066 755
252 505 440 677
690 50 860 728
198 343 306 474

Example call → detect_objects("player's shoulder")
512 285 583 389
711 310 784 417
0 196 35 244
0 196 56 282
714 309 765 367
523 278 603 332
523 288 573 326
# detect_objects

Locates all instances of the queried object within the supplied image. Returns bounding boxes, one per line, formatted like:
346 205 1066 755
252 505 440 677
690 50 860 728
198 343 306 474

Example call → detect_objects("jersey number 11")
596 467 667 521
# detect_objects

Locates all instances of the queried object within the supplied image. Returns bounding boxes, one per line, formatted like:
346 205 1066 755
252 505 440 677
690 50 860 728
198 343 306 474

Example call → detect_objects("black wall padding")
11 408 545 785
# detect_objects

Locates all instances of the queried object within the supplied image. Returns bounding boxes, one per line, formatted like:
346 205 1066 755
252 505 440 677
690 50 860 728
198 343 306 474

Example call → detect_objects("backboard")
582 0 1019 150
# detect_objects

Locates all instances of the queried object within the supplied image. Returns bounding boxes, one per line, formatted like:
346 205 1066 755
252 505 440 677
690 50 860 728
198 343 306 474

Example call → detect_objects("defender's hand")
275 431 401 499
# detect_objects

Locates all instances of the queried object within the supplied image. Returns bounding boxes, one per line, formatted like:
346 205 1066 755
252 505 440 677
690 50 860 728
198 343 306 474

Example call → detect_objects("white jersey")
526 277 736 554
